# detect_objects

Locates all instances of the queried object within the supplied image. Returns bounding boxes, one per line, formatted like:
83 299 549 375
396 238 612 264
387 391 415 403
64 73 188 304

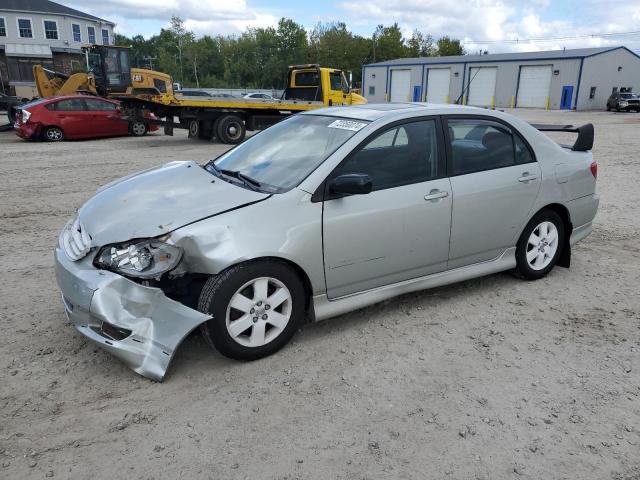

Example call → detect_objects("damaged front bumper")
54 248 210 381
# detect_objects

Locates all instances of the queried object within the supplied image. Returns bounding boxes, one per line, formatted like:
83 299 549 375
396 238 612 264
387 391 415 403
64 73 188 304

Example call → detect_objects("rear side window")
48 98 86 111
332 120 439 191
514 135 534 165
447 119 533 175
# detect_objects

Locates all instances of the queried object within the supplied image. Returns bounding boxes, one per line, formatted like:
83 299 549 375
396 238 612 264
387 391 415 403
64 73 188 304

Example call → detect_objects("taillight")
590 161 598 179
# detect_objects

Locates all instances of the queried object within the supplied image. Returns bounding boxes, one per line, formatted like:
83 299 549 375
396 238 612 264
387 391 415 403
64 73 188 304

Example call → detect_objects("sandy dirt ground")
0 109 639 480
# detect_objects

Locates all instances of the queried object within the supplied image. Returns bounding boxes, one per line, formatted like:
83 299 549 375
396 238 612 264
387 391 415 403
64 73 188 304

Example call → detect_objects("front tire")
129 121 148 137
43 126 64 142
198 260 306 360
515 210 565 280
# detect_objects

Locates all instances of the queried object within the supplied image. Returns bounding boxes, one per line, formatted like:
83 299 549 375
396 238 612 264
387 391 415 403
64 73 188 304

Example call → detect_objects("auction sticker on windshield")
327 119 368 131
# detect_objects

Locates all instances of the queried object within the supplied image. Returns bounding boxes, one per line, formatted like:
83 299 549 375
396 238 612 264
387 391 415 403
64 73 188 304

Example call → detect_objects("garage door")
390 69 411 102
467 67 497 107
426 68 451 103
517 65 552 108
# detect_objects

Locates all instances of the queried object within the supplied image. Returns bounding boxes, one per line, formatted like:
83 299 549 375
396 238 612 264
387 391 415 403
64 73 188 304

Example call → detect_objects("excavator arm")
33 65 98 98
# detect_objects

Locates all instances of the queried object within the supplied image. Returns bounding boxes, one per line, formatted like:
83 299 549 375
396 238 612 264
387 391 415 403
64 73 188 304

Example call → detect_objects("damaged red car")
14 95 157 142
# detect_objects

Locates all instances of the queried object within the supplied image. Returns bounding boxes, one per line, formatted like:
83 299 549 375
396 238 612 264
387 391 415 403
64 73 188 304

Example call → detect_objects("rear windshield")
19 98 49 110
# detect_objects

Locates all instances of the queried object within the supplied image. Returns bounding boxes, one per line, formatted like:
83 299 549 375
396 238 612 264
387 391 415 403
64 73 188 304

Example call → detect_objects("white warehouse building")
362 46 640 110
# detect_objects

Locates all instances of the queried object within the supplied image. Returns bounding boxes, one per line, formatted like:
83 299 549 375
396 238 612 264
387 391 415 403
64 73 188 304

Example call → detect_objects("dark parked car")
0 92 29 124
14 95 158 142
606 92 640 112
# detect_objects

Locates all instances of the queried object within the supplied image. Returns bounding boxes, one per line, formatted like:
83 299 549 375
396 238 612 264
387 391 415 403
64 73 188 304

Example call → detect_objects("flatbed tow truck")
33 45 367 144
119 63 367 143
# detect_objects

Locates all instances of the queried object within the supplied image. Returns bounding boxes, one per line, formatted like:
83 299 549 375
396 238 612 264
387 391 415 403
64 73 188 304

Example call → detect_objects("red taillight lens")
590 161 598 179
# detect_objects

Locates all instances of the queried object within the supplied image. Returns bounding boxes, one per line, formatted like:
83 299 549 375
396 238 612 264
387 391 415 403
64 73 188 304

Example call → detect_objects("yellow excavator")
33 44 173 99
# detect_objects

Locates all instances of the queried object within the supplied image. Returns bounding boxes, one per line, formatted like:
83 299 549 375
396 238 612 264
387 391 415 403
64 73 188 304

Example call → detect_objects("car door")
47 98 92 139
444 117 541 269
84 98 127 137
328 71 350 106
322 118 452 298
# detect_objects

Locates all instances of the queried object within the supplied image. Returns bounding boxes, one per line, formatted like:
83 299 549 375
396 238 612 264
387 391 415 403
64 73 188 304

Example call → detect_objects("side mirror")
328 173 372 196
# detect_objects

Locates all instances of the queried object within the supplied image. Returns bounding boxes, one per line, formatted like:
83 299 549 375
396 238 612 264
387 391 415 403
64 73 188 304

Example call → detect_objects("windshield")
207 115 369 192
19 98 49 110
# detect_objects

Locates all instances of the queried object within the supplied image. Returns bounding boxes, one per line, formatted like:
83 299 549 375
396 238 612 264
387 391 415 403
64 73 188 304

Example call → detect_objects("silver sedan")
54 104 599 380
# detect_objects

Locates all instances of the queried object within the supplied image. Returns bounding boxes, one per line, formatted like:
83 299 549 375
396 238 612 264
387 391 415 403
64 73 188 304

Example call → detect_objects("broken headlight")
95 240 183 279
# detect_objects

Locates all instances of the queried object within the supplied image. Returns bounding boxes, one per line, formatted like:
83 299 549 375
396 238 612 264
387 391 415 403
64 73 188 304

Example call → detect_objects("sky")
66 0 640 54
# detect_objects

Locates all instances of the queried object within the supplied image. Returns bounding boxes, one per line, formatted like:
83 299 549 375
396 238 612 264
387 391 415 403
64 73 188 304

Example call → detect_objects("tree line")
114 17 465 90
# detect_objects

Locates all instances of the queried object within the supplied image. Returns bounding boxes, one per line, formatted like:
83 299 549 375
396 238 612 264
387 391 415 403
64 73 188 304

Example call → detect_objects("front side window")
72 24 81 42
51 98 86 111
102 29 110 45
44 20 58 39
0 18 7 37
18 18 32 38
84 99 116 111
208 115 368 192
330 72 342 91
447 119 533 175
332 120 439 191
87 26 96 44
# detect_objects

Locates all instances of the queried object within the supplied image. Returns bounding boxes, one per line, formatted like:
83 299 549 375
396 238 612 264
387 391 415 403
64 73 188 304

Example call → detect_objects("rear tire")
515 210 565 280
43 126 64 142
198 260 305 360
7 107 17 125
129 121 148 137
216 115 246 144
187 119 199 138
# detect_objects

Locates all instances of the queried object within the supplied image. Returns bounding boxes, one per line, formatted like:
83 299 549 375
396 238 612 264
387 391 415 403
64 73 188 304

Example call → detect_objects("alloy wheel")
225 277 292 347
46 128 63 141
131 122 147 136
526 221 559 271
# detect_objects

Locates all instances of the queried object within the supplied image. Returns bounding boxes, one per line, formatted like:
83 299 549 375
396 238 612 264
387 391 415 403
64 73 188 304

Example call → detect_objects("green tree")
406 30 436 57
436 36 465 56
373 23 404 62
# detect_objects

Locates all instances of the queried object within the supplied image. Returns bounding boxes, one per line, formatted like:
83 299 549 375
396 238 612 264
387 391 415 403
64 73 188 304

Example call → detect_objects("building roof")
0 0 114 25
365 46 634 67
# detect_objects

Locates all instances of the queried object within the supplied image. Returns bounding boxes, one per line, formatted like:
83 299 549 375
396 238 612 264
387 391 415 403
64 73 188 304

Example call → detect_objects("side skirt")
311 247 516 322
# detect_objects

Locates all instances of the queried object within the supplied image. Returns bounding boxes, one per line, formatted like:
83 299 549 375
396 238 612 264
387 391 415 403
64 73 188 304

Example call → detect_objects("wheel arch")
200 255 315 318
246 256 314 316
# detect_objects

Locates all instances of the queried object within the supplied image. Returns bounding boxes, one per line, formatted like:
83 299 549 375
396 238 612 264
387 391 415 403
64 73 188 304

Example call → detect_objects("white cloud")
66 0 278 36
337 0 640 54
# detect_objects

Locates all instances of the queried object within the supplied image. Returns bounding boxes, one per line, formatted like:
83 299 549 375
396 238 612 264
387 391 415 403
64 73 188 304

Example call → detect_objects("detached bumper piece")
54 248 210 381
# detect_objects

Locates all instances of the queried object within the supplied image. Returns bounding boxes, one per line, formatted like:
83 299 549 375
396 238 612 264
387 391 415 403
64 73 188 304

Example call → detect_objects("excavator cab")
85 45 132 96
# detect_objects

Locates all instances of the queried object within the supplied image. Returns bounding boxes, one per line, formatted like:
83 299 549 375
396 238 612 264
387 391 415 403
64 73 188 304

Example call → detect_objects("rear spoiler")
531 123 594 152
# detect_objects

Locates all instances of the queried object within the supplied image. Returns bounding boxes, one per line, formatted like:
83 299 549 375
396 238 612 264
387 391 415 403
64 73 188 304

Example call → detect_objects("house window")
368 86 375 96
589 87 596 99
102 29 109 45
44 20 58 40
87 26 96 44
7 57 54 81
0 17 6 37
72 24 81 42
18 18 33 38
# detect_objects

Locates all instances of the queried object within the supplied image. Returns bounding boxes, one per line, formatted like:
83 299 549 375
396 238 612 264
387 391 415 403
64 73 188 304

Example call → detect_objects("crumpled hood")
79 160 269 246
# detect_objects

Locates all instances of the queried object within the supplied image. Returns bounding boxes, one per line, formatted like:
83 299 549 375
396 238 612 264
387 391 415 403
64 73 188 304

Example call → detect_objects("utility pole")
143 56 157 70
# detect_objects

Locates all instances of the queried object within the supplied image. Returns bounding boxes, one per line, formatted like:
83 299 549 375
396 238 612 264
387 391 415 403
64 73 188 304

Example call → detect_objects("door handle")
424 189 449 201
518 172 538 183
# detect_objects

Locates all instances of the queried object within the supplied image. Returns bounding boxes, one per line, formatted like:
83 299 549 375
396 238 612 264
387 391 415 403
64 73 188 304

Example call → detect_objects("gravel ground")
0 110 639 480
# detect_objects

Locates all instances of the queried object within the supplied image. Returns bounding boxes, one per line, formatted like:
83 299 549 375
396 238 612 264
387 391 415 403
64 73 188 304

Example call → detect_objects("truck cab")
283 65 367 106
